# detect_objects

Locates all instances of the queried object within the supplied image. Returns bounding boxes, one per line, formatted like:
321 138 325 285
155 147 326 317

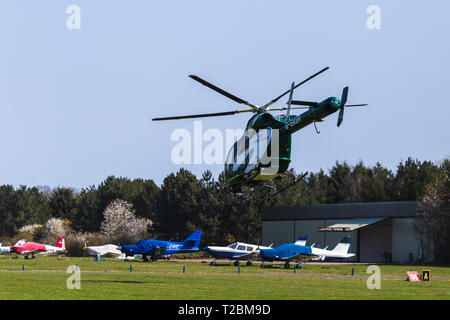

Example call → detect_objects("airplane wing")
16 249 38 255
236 251 256 260
289 253 319 263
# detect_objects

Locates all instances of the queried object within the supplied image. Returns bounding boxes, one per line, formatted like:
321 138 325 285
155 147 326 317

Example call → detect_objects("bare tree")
415 159 450 264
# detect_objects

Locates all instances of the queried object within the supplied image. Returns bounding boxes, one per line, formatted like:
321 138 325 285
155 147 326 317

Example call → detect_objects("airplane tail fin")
57 237 66 250
332 236 352 254
183 231 202 249
294 234 307 246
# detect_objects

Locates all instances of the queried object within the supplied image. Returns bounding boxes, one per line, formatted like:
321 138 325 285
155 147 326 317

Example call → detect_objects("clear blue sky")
0 1 449 189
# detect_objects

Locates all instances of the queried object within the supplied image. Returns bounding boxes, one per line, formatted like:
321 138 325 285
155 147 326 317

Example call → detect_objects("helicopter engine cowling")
245 113 284 131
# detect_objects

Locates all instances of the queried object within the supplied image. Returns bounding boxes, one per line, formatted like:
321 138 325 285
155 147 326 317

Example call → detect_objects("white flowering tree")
100 199 152 243
45 218 70 238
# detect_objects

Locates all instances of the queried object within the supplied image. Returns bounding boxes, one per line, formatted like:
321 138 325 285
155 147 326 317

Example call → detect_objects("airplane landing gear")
296 261 303 269
284 261 290 269
234 261 239 267
246 261 252 266
210 260 216 266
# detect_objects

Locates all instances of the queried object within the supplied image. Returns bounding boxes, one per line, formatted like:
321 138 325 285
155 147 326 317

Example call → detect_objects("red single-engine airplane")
10 237 66 259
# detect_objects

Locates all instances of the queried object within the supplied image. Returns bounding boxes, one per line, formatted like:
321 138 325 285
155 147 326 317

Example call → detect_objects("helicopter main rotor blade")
344 104 368 107
290 100 319 107
152 108 254 121
269 106 310 111
262 66 329 110
189 75 260 111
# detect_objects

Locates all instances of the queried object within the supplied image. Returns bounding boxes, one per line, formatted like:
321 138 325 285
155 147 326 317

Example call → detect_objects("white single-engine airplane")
83 243 123 261
309 236 355 261
202 239 280 266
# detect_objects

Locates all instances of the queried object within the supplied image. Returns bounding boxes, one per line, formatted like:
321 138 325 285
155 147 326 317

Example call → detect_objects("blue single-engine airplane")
118 231 202 262
202 235 308 266
0 242 11 253
259 235 354 269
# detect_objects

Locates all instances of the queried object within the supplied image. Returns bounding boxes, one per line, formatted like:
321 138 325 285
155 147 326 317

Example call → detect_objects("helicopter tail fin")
285 82 295 120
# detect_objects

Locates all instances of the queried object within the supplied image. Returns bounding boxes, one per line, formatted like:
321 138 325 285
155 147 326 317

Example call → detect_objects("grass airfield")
0 255 448 300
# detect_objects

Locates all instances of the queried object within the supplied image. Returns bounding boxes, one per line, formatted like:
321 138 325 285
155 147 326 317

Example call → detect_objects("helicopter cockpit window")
227 243 237 249
225 143 236 166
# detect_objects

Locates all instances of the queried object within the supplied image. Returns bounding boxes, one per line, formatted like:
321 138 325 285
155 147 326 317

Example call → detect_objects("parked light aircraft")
259 235 355 268
83 243 122 261
0 242 11 253
202 240 276 266
119 231 202 262
10 237 66 259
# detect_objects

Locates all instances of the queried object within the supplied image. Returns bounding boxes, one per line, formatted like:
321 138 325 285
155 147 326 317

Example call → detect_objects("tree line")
0 157 448 256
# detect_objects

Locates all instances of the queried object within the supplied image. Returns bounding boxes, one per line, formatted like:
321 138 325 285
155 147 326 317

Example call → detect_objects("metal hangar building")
261 201 427 263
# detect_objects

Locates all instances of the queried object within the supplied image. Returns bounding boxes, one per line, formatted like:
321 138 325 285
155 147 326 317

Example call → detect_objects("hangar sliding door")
317 217 390 262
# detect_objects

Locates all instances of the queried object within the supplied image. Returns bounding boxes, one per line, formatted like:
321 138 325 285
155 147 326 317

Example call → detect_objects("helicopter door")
225 128 272 175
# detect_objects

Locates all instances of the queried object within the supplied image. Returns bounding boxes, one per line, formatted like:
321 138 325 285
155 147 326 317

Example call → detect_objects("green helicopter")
153 67 367 194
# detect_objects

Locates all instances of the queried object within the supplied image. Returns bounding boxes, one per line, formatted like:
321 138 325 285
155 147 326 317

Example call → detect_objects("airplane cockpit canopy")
14 239 27 246
227 243 238 249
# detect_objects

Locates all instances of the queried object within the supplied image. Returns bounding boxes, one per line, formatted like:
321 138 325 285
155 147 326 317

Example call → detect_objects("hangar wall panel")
294 220 326 246
262 221 294 246
359 219 392 262
392 218 422 263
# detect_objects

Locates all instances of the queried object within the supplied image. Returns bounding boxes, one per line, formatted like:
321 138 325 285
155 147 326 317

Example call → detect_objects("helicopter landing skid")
266 172 308 196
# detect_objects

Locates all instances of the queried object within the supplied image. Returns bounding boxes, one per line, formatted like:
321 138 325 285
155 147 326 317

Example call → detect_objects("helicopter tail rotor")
337 86 348 127
337 87 368 127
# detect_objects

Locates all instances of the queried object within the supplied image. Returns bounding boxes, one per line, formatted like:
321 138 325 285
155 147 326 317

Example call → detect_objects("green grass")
0 255 448 299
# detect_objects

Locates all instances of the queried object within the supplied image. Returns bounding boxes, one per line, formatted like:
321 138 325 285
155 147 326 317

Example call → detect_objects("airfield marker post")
352 268 354 276
238 266 240 274
22 264 24 271
183 265 185 273
130 264 132 272
294 266 296 274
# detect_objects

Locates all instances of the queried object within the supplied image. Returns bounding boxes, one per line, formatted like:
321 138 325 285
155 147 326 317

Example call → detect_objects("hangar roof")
317 217 388 232
262 201 416 221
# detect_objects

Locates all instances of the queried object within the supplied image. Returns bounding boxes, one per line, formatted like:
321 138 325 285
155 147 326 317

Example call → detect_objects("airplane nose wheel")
246 261 252 266
284 261 290 269
233 261 239 267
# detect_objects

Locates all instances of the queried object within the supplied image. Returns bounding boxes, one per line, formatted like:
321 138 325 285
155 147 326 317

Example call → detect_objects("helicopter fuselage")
224 97 340 186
